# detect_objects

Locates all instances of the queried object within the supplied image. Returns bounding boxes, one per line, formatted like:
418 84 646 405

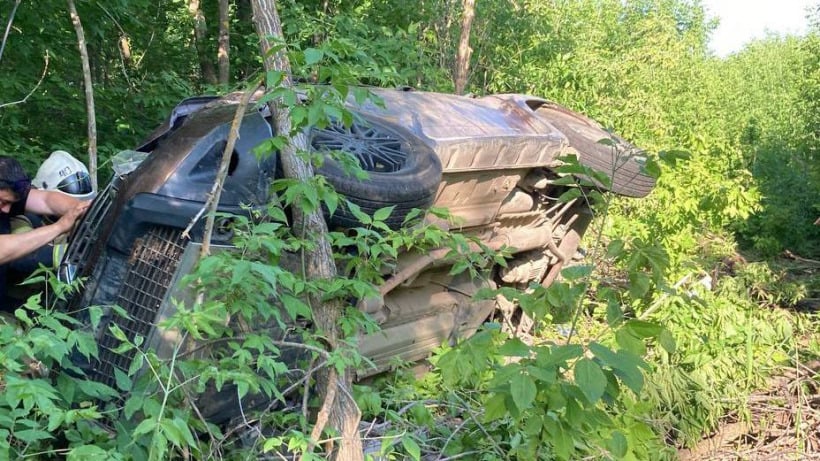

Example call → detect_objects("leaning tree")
249 1 364 459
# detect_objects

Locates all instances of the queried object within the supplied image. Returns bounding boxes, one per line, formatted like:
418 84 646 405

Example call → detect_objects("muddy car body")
61 87 653 416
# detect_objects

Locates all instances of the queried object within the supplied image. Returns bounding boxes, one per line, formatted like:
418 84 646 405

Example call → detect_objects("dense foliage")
1 0 818 459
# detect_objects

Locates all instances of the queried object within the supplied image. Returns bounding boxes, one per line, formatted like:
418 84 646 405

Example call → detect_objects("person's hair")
0 156 31 200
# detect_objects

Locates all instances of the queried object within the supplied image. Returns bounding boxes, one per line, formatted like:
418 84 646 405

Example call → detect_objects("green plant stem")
565 189 609 345
148 330 187 461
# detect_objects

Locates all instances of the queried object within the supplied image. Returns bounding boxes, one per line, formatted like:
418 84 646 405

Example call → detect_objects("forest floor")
679 256 820 460
678 360 820 460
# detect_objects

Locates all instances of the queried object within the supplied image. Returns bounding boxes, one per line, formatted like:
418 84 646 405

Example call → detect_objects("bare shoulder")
25 189 80 215
24 188 48 208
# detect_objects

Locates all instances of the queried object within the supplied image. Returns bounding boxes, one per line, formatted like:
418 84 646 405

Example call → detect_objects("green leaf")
526 364 557 384
550 175 580 186
498 337 531 357
322 188 339 217
658 149 691 167
606 300 624 327
108 323 128 343
263 436 284 453
641 156 661 179
590 169 613 188
372 205 395 223
75 379 118 400
624 319 663 338
88 306 104 330
114 367 133 392
346 201 372 225
307 103 323 128
483 393 508 422
587 343 622 369
628 272 651 299
67 444 110 460
174 417 197 448
538 344 584 368
608 430 629 458
128 352 145 377
588 189 607 205
281 294 312 320
15 429 52 443
401 437 421 461
551 420 573 459
237 380 250 399
558 188 582 203
606 239 625 259
589 342 646 395
560 264 593 280
304 48 324 65
124 393 143 420
250 260 279 285
555 157 585 174
574 358 606 404
47 412 64 432
160 418 184 447
14 308 32 327
132 418 156 438
323 104 343 122
291 106 307 127
615 328 646 356
265 71 285 89
510 373 537 412
659 328 677 354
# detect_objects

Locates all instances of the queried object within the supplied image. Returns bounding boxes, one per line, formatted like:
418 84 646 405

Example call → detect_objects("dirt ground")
677 253 820 460
678 360 820 460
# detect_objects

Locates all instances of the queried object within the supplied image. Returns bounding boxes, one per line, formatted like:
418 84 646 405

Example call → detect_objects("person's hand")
54 201 91 234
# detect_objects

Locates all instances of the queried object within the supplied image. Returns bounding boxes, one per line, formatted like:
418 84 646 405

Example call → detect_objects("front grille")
62 181 117 279
92 226 186 388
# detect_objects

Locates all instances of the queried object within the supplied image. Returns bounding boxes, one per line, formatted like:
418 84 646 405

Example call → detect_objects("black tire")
535 104 656 198
311 118 442 229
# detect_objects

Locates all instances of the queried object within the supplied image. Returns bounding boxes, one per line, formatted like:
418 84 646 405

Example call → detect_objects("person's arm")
0 218 75 264
0 190 90 265
23 189 82 216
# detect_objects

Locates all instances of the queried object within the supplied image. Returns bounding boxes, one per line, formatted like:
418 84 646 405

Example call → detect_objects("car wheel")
311 118 442 229
535 104 656 197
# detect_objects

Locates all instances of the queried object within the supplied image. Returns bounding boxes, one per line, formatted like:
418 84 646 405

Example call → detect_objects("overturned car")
60 87 654 417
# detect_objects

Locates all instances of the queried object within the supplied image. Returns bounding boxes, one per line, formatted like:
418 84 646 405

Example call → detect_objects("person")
0 155 90 310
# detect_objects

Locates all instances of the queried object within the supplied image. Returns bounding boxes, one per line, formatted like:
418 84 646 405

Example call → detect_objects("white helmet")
33 150 96 200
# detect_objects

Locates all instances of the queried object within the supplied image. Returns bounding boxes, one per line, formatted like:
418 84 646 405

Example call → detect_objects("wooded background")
1 0 819 459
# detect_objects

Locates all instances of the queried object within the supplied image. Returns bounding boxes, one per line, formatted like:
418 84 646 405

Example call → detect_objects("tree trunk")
0 0 21 66
454 0 476 95
249 1 363 460
188 0 217 85
218 0 230 85
67 0 98 191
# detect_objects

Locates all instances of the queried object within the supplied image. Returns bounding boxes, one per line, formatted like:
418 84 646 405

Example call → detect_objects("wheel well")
524 99 548 112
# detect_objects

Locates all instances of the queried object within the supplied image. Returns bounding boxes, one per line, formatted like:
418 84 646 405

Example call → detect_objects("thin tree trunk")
249 1 363 460
218 0 230 84
67 0 97 191
0 0 21 66
189 0 217 85
454 0 476 95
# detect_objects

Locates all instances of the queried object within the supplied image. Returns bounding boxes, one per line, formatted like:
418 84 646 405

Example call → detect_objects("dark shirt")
1 188 32 310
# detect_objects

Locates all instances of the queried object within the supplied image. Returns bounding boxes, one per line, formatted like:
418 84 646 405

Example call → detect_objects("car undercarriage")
59 86 654 421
